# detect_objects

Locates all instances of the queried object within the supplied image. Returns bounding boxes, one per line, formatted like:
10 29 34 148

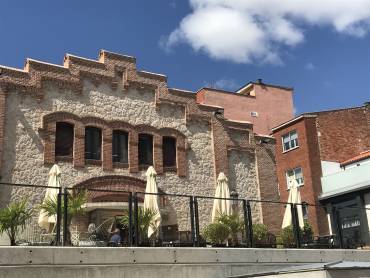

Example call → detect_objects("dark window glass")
112 130 128 163
138 134 153 166
55 122 74 157
85 127 102 160
163 137 176 168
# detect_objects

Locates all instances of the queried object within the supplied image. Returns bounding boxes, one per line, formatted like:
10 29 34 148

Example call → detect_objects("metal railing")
0 182 363 248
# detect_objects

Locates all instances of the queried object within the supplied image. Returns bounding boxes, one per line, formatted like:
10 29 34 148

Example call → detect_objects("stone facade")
0 50 280 235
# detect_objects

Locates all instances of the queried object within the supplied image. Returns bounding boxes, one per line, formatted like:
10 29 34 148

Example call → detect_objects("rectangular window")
163 137 177 168
138 134 153 166
282 130 298 152
112 130 128 163
55 122 74 157
85 127 102 160
286 167 304 189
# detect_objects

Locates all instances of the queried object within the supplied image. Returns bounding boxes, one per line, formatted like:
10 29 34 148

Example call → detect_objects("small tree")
252 223 268 244
39 190 86 244
118 208 159 243
217 213 244 246
0 199 33 246
203 223 230 246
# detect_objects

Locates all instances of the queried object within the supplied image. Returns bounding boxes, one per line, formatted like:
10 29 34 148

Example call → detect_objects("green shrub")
280 225 295 247
280 221 314 247
203 222 230 245
217 213 244 245
302 221 313 242
252 223 268 243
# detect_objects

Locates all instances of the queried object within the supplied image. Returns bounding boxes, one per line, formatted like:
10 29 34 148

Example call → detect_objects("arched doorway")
72 175 147 243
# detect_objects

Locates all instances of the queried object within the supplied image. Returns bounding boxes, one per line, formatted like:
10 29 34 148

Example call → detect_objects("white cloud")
204 78 239 91
162 0 370 64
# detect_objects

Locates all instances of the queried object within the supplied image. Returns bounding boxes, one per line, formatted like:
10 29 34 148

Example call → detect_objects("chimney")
256 78 263 84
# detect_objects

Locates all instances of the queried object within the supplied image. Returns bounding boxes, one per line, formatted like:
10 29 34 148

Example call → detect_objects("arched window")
85 127 102 160
55 122 74 157
138 134 153 166
112 130 128 163
163 136 177 168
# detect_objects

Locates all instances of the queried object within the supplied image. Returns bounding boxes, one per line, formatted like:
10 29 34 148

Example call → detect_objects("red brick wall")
316 107 370 162
197 84 294 135
255 138 282 234
273 118 325 235
41 111 187 177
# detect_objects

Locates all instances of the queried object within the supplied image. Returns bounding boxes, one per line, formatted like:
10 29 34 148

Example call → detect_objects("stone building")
272 103 370 236
0 50 280 237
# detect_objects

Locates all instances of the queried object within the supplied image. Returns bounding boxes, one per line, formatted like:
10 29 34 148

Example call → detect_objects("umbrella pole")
291 204 301 248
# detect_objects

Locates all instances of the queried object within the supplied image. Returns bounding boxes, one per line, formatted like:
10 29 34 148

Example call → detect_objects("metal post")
243 200 253 247
291 204 301 248
334 208 343 248
63 188 68 246
55 187 62 245
133 193 139 246
194 197 200 247
189 196 196 246
128 192 133 247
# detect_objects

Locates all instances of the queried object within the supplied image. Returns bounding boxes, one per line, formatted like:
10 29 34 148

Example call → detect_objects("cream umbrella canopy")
38 164 61 231
144 166 161 238
282 178 304 229
211 172 231 222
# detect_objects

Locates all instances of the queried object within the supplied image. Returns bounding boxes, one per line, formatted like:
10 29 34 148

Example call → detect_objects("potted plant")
280 225 295 247
0 198 33 246
118 208 159 246
301 221 314 244
252 223 269 247
39 190 86 245
217 213 244 246
202 222 230 247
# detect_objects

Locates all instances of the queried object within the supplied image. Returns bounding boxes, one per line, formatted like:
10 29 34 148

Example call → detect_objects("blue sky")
1 0 370 115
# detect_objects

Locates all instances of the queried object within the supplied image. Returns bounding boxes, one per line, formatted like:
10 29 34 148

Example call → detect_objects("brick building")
196 79 294 136
0 50 283 239
272 103 370 236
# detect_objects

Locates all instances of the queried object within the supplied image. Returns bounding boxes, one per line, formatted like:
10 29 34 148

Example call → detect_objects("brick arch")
74 175 147 203
41 111 187 176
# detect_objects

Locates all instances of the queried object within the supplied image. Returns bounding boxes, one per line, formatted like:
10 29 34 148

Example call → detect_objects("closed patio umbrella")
144 166 161 238
211 172 231 222
282 178 304 229
38 164 61 231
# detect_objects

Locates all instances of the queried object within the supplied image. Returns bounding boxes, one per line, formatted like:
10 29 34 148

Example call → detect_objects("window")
282 130 298 152
138 134 153 166
85 127 102 160
286 167 304 189
163 137 177 168
112 130 128 163
55 122 74 157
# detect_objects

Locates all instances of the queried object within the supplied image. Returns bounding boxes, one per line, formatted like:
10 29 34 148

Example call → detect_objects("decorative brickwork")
254 137 282 234
41 111 188 176
0 88 6 173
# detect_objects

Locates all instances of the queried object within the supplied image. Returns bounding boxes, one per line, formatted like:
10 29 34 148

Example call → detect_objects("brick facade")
41 111 188 177
197 82 294 136
0 50 281 234
273 104 370 235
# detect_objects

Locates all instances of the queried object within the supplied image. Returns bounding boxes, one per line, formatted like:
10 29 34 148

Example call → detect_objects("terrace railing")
0 182 361 249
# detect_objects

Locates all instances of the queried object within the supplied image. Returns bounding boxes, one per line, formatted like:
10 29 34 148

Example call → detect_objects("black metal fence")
0 182 358 248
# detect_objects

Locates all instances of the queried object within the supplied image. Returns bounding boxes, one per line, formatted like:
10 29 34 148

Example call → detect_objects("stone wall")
0 79 262 232
0 50 277 238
